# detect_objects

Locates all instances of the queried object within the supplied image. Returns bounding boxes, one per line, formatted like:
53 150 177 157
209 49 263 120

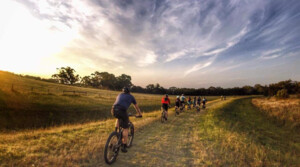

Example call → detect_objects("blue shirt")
113 93 137 110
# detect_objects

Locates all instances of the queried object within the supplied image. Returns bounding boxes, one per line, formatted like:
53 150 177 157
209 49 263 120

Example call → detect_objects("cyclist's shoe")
121 144 127 153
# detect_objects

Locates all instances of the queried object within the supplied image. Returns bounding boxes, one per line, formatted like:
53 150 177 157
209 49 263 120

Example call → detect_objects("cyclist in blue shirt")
111 87 142 153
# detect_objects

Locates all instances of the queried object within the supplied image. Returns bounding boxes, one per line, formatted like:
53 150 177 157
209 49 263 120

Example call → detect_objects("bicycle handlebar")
128 113 143 118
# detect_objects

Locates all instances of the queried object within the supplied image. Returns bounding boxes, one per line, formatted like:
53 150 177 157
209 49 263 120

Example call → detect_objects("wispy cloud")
6 0 300 87
184 56 217 76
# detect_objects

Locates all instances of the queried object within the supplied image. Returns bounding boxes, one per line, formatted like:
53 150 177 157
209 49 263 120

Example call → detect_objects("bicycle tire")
161 111 165 123
127 123 134 148
104 131 120 164
175 109 179 116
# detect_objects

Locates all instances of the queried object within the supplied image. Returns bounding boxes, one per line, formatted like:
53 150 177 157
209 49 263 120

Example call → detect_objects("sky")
0 0 299 88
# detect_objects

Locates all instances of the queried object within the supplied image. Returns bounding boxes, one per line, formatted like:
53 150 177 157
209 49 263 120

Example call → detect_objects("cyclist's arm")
133 104 142 116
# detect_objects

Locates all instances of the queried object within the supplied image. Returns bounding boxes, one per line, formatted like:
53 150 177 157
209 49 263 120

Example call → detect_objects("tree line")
26 66 300 97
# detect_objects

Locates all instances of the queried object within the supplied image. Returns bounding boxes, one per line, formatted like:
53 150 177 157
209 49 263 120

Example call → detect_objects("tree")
81 76 92 86
52 67 79 85
276 89 289 98
254 84 264 94
169 87 177 95
90 71 117 89
116 74 132 90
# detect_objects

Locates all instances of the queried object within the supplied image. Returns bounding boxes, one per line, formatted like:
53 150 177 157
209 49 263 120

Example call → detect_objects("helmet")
176 96 179 98
122 87 130 93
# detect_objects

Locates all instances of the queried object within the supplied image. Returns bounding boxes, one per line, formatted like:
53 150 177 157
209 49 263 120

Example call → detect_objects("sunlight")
0 0 76 74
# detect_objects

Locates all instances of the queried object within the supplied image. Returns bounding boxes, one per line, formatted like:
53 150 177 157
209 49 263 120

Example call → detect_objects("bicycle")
187 103 191 110
175 106 180 116
161 107 167 123
195 105 200 113
104 114 142 164
181 103 185 112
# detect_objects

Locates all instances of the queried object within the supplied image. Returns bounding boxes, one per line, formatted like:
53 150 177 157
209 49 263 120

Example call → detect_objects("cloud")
184 56 217 76
259 48 282 60
184 61 213 76
8 0 300 87
165 50 188 62
137 51 157 67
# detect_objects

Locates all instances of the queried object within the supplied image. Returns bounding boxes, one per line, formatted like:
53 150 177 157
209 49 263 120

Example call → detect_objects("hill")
0 71 218 129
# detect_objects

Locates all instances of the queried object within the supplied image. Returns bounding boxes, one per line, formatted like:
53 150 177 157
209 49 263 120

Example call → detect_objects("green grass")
1 97 298 166
193 98 300 166
0 71 219 129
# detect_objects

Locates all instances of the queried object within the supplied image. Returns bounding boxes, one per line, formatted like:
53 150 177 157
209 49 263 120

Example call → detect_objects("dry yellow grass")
252 97 300 129
0 71 219 129
2 97 299 166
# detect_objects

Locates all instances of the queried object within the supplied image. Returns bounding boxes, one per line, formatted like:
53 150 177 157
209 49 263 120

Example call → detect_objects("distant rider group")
161 94 207 121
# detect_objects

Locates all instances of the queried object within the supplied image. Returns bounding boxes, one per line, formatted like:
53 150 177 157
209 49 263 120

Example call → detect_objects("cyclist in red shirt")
161 94 171 120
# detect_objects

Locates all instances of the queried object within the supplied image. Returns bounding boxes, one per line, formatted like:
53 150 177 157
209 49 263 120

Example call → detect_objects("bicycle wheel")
175 108 179 116
104 132 120 164
161 111 165 123
127 123 134 148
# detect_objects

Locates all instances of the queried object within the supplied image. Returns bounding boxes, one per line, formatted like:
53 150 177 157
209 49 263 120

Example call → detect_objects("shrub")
276 89 289 99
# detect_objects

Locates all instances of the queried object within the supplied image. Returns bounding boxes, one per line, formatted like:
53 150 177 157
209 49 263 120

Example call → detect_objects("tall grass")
252 97 300 130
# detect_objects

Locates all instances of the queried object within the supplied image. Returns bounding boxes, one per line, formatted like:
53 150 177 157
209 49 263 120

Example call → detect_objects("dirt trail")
107 101 220 167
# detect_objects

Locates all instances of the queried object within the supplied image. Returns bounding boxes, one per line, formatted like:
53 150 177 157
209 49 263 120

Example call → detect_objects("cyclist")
161 94 171 120
202 97 207 108
187 96 192 109
175 96 181 110
193 96 197 108
180 94 186 108
111 87 142 153
197 96 201 106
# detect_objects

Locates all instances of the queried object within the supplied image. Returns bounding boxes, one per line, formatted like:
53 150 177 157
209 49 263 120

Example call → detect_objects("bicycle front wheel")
104 131 120 164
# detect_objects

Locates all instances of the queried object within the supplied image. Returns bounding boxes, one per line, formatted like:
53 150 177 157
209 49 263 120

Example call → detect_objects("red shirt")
161 97 170 104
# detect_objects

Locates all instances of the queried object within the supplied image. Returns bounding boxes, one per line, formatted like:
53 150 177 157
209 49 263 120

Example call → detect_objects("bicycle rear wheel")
175 108 179 116
127 123 134 148
161 111 165 123
104 132 120 164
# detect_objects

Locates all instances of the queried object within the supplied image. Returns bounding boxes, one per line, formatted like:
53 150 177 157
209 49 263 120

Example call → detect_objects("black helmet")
122 87 130 93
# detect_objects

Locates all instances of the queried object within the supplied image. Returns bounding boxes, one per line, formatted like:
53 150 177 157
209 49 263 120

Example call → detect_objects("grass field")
0 71 219 129
252 97 300 130
1 97 299 166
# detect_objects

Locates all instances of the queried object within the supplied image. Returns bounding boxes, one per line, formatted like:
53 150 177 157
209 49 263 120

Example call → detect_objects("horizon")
1 70 297 90
0 0 299 88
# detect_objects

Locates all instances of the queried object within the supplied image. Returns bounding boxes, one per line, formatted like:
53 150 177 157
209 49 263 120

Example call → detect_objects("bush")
276 89 289 98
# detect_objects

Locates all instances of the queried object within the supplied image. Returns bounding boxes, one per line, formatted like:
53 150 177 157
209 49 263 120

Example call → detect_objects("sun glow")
0 0 76 75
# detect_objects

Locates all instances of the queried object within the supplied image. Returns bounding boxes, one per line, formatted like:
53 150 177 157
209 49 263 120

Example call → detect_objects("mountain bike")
175 106 180 116
180 103 185 113
161 107 167 123
187 103 191 110
104 114 142 164
195 105 200 113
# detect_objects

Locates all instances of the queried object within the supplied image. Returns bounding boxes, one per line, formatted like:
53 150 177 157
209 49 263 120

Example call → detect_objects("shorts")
112 105 129 129
162 103 169 111
175 102 180 107
181 101 185 104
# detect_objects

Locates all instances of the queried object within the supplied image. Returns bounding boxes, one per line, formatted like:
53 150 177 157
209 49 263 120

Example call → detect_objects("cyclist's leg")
115 119 119 131
165 105 168 118
162 104 168 119
120 113 129 145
